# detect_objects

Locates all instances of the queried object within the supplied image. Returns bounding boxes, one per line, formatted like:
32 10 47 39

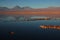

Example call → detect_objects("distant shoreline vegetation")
0 15 60 22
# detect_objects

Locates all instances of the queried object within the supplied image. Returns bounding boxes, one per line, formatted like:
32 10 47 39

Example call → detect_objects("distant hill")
0 7 9 11
22 6 32 10
10 6 32 11
0 6 60 18
11 6 22 10
0 6 32 11
0 6 60 11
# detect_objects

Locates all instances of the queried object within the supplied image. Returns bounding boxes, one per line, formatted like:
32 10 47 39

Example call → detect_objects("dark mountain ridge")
0 6 60 11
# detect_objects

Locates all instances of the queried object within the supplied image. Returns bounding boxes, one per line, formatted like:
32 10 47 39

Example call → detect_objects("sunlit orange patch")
40 25 60 30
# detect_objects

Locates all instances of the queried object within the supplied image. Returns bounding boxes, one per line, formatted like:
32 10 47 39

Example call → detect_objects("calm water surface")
0 20 60 40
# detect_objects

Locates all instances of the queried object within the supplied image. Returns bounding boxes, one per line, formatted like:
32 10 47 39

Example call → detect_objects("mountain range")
0 6 60 11
0 6 32 11
0 6 60 17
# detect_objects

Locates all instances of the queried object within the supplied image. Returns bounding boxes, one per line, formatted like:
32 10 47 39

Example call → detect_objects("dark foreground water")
0 20 60 40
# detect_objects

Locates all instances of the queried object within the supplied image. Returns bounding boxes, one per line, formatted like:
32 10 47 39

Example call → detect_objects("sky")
0 0 60 8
